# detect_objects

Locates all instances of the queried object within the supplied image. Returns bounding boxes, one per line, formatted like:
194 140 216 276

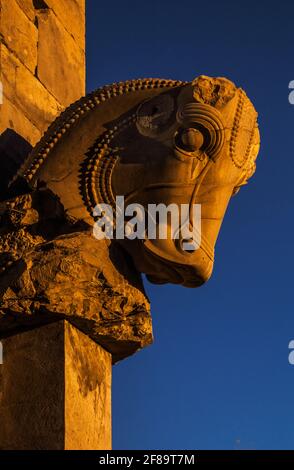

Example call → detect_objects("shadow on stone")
0 129 32 201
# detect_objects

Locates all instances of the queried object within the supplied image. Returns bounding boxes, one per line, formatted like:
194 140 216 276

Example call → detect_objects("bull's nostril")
177 128 204 152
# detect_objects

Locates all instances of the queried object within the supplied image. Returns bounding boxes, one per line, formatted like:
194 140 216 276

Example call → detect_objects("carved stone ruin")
0 0 260 450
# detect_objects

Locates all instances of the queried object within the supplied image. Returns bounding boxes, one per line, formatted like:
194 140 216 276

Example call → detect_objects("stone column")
0 321 112 450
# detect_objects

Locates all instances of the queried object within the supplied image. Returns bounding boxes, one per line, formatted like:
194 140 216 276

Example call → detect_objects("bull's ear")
136 93 176 137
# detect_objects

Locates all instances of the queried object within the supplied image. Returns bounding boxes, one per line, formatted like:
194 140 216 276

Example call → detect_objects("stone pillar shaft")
0 321 112 450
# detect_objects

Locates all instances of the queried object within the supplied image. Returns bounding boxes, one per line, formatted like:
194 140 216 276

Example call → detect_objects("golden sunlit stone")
0 0 260 451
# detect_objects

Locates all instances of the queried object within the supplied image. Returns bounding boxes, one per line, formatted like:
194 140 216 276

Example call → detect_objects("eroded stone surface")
0 190 153 363
37 9 85 105
0 0 85 158
1 0 38 73
65 322 111 450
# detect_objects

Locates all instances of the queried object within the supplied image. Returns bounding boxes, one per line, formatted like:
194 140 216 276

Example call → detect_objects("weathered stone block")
1 0 38 73
0 321 112 450
45 0 85 46
1 43 63 132
36 9 85 105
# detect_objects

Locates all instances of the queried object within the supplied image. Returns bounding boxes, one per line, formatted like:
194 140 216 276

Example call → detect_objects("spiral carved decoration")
176 103 225 160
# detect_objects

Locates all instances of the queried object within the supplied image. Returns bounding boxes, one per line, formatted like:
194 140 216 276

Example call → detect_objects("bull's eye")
175 128 204 153
136 94 175 137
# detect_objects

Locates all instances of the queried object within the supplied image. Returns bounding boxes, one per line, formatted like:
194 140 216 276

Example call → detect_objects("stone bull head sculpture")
12 75 260 287
0 75 260 360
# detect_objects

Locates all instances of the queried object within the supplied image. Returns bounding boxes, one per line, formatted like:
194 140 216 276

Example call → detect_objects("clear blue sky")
86 0 294 450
